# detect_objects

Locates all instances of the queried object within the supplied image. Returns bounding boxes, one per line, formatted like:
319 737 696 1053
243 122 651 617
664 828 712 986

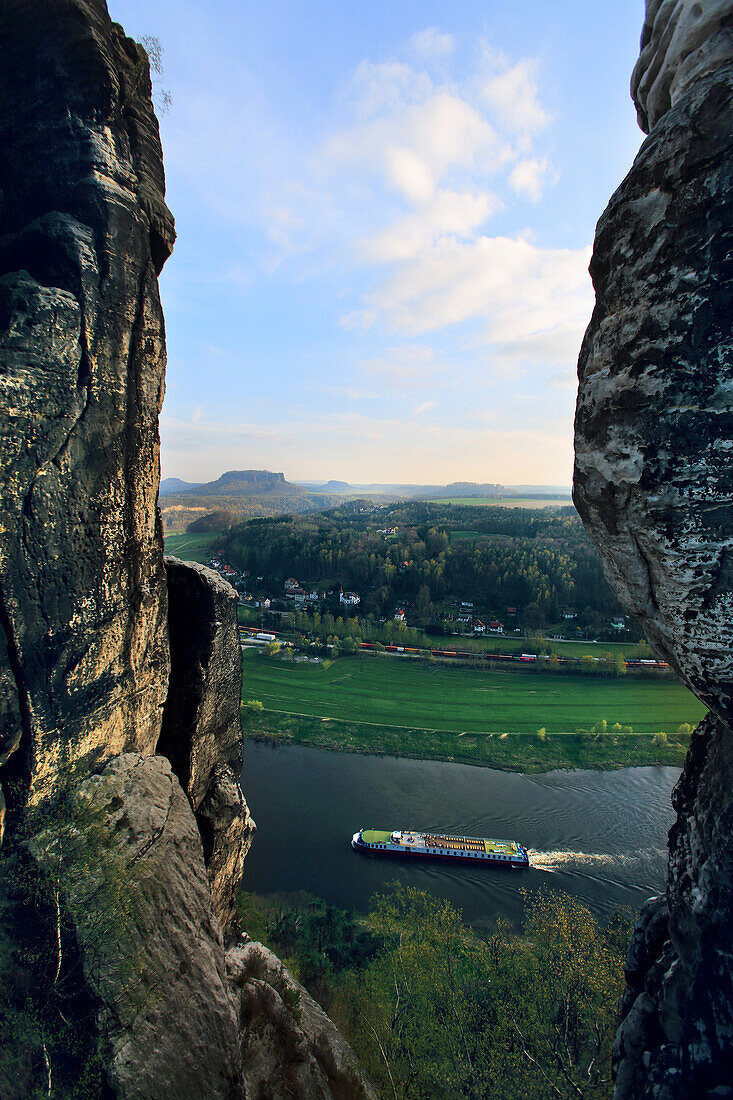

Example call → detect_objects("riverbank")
242 709 691 771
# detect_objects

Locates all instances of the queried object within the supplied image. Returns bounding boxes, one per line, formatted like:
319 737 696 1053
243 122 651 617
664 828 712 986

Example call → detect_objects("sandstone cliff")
0 3 372 1097
574 2 733 1095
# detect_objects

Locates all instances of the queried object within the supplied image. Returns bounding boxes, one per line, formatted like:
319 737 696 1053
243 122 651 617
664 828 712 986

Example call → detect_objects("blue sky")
108 0 646 486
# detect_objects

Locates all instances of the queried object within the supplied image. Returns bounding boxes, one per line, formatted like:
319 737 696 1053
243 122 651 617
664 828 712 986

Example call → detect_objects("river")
240 741 678 929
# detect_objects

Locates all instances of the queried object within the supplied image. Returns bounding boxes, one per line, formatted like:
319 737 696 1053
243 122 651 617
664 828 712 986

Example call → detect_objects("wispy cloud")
409 28 455 61
479 50 551 143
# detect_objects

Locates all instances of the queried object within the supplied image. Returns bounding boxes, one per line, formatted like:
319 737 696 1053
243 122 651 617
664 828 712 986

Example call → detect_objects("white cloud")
360 189 498 263
327 91 507 194
480 52 551 141
409 28 456 61
509 157 549 202
349 60 433 120
356 236 592 343
413 400 436 415
492 323 587 369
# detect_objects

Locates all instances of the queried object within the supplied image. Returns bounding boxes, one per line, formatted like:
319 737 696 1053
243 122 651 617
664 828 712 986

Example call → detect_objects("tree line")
220 502 629 631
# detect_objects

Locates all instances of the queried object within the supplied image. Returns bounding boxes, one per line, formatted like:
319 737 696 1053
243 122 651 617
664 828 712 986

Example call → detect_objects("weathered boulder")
67 753 244 1100
161 557 255 931
574 2 733 1096
0 0 175 806
227 941 378 1100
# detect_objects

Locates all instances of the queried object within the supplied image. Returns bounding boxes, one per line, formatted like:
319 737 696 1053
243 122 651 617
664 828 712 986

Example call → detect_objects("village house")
284 577 299 592
473 619 486 635
394 607 406 622
488 620 505 635
339 589 360 606
457 600 474 623
286 586 307 606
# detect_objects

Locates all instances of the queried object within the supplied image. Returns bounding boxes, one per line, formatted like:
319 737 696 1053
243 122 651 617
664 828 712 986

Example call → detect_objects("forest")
239 883 630 1099
219 502 630 634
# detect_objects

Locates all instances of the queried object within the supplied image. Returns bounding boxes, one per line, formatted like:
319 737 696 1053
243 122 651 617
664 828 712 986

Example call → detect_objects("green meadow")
241 649 705 770
163 531 219 563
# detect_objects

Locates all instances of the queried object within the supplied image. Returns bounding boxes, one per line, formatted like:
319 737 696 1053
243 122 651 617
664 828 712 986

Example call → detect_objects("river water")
240 741 678 929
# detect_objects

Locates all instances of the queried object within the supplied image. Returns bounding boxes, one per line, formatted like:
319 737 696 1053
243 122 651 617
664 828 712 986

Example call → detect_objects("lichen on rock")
574 1 733 1095
0 0 175 806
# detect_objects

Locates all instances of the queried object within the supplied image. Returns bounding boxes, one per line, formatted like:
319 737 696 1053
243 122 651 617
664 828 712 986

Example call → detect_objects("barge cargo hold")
351 828 530 868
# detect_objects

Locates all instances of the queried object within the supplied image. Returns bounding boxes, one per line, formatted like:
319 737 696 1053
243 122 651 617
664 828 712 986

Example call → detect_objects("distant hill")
187 510 237 532
186 470 305 497
159 477 202 495
323 480 351 492
159 469 347 532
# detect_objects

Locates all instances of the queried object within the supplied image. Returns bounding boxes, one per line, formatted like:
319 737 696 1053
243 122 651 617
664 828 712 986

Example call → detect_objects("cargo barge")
351 828 530 868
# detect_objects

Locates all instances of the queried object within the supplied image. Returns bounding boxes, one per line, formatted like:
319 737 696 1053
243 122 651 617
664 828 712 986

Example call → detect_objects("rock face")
574 2 733 1096
161 557 256 932
0 0 174 802
71 754 244 1100
227 942 378 1100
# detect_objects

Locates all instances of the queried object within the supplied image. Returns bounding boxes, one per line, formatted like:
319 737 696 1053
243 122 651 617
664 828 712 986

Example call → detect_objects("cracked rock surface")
161 557 256 933
574 2 733 1096
73 753 244 1100
0 0 175 800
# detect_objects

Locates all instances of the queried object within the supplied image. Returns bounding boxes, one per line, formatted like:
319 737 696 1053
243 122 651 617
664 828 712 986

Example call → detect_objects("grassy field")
242 711 694 772
163 532 219 562
434 497 572 508
241 650 704 770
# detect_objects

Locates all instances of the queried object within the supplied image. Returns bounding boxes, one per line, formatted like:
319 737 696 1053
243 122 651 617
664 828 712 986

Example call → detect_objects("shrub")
243 699 264 714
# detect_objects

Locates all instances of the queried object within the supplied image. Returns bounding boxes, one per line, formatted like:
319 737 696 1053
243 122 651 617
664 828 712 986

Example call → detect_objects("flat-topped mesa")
0 0 175 802
574 2 733 1096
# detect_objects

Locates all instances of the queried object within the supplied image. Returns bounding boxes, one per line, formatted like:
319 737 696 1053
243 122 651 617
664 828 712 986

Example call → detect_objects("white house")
340 590 360 606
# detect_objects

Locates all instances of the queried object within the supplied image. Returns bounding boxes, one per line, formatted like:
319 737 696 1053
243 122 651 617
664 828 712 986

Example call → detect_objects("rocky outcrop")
50 750 373 1099
68 754 244 1100
227 942 378 1100
574 2 733 1096
161 557 255 932
0 0 175 806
